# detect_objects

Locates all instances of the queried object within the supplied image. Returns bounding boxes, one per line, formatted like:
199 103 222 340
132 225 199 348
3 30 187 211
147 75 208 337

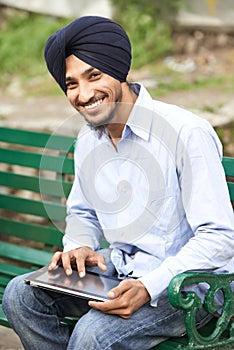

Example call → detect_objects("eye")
90 71 101 80
66 81 77 90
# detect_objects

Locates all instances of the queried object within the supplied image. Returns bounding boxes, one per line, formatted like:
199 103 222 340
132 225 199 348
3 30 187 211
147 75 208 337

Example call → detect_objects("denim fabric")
3 249 212 350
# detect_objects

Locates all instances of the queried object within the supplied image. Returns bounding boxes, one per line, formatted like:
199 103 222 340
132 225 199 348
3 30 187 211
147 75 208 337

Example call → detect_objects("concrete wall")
177 0 234 30
1 0 234 31
0 0 112 18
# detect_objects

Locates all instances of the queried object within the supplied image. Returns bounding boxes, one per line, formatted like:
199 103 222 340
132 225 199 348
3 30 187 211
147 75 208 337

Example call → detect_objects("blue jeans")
3 249 211 350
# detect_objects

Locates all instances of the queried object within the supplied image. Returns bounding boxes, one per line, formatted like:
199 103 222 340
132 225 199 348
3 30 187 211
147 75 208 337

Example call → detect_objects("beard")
79 98 122 135
84 104 117 136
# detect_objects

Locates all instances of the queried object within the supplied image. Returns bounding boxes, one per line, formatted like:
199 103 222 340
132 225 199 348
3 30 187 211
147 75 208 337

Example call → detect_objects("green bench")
0 126 233 349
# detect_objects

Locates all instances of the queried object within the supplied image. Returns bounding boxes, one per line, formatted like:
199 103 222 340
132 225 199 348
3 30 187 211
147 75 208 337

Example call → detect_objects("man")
3 16 234 350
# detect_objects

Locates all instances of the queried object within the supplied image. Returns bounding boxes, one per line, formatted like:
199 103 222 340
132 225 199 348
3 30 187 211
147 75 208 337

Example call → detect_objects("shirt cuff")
139 265 174 307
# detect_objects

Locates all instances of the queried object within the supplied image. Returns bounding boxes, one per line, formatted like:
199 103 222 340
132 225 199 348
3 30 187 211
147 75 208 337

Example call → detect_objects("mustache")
76 94 107 107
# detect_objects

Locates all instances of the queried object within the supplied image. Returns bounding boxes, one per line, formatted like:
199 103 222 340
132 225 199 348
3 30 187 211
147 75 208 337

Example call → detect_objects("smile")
84 98 104 110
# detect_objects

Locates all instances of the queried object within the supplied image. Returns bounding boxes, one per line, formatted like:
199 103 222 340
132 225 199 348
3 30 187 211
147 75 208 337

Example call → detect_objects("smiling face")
65 55 125 129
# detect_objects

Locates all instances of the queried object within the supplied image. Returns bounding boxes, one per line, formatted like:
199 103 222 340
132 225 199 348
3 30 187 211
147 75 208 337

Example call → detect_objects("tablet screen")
25 266 120 302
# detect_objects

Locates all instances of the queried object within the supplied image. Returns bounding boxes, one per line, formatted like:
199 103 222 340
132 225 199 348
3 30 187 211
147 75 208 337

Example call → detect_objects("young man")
3 16 234 350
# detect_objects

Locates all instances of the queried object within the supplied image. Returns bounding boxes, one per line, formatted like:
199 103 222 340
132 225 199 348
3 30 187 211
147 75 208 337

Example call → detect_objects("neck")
106 83 137 144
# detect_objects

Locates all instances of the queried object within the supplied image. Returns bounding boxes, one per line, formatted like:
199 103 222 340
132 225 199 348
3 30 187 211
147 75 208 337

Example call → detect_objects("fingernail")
66 269 72 276
79 271 85 278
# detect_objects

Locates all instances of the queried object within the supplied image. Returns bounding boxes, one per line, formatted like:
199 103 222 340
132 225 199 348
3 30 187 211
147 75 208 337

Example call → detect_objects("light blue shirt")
64 83 234 305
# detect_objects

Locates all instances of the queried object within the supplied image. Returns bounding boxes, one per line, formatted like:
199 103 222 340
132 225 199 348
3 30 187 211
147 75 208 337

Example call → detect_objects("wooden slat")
0 127 75 152
0 262 34 278
0 171 72 197
0 242 53 266
0 307 11 328
0 148 74 174
0 218 63 246
0 276 12 288
222 157 234 177
227 182 234 202
0 193 66 221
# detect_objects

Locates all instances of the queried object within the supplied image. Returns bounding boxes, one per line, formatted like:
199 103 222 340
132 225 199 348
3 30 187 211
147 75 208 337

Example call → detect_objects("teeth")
85 99 103 110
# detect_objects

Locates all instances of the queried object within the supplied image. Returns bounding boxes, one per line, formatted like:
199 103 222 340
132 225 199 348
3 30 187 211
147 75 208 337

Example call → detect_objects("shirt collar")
124 83 154 142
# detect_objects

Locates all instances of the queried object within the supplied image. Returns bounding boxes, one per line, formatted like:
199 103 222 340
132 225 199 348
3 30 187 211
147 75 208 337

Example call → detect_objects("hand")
89 279 150 318
48 247 107 277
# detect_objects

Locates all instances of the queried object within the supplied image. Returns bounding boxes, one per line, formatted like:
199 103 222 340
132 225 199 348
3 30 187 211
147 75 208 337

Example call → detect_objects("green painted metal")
0 262 34 278
222 157 234 177
0 242 53 266
0 218 63 246
168 272 234 349
0 193 66 220
0 148 74 173
0 126 75 152
0 171 72 197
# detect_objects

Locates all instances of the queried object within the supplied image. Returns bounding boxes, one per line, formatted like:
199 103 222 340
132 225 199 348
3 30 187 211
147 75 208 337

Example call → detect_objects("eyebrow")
65 67 97 82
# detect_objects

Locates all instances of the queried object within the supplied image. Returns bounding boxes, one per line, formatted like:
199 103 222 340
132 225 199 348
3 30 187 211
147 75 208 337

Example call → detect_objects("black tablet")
24 265 120 302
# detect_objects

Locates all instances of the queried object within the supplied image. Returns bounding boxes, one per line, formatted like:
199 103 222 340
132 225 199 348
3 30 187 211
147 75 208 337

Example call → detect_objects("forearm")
63 213 104 252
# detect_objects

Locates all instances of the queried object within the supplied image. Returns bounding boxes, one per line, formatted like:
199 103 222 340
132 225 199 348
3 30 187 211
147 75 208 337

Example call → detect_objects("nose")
77 81 94 105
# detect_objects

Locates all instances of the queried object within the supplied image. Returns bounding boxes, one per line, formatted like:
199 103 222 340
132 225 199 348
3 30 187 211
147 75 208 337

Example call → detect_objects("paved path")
0 326 23 350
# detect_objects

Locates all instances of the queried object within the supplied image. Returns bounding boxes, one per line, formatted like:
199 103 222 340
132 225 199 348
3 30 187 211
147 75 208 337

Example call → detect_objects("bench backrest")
0 127 233 272
222 157 234 207
0 127 75 271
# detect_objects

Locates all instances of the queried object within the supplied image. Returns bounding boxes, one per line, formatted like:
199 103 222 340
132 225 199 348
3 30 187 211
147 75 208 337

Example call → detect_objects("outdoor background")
0 0 233 348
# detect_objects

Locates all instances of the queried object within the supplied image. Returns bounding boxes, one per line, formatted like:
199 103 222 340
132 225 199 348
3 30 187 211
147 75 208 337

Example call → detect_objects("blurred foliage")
0 2 184 85
0 9 71 81
111 0 183 68
113 0 183 18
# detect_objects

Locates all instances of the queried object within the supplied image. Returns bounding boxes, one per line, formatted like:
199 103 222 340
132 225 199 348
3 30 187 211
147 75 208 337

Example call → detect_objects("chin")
84 110 115 128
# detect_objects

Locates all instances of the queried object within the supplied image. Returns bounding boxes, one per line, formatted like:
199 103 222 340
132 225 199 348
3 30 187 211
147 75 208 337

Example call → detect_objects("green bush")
111 0 183 68
0 10 70 81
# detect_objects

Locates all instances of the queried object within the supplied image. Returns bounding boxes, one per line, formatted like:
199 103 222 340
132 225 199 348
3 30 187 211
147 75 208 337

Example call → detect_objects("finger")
86 253 107 271
48 251 62 270
62 252 73 276
97 257 107 271
75 253 86 278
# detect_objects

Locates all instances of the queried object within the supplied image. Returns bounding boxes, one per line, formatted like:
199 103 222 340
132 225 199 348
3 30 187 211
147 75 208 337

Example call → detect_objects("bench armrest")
168 272 234 348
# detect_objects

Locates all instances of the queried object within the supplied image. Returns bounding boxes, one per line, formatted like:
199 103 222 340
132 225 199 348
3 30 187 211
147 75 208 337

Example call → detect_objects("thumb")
107 281 126 299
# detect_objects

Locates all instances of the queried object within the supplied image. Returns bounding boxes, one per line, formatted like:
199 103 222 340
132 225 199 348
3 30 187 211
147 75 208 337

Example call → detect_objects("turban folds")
44 16 132 93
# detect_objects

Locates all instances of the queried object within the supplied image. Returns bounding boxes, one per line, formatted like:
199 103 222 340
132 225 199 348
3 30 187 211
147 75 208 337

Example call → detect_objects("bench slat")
0 193 66 221
0 262 33 278
227 182 234 202
0 218 63 246
0 127 75 152
0 171 72 197
0 242 53 266
223 157 234 177
0 148 74 174
0 307 9 328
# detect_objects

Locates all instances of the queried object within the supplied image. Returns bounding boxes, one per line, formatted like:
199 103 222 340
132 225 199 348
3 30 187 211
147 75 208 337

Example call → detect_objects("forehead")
65 55 95 77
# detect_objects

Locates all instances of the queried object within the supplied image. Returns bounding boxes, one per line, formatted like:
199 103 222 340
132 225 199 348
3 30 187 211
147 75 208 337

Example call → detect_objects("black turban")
44 16 132 93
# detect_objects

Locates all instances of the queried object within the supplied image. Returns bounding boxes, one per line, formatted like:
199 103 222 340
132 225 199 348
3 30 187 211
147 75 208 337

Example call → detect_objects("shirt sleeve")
140 126 234 305
63 137 104 253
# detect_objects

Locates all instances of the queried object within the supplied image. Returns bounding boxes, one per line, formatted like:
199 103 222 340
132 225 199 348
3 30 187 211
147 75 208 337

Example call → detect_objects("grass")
0 9 72 92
